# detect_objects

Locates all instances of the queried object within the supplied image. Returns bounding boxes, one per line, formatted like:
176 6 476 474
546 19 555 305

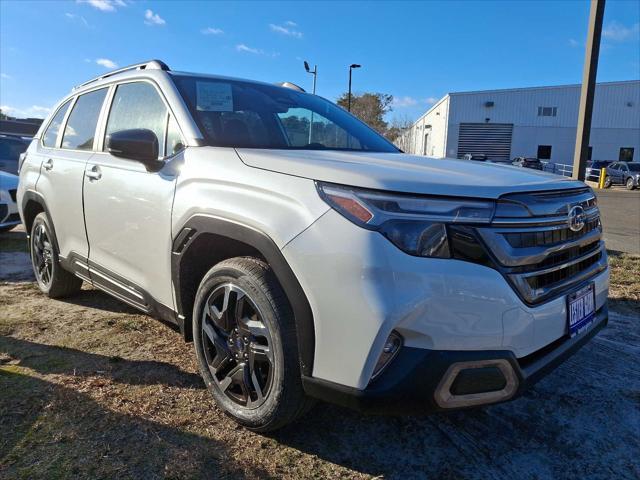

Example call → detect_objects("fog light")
371 331 402 380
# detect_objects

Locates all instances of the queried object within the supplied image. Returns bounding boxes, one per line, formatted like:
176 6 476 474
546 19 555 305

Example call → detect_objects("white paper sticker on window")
196 82 233 112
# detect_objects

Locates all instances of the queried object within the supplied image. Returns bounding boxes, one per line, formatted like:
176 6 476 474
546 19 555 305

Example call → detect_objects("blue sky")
1 0 639 122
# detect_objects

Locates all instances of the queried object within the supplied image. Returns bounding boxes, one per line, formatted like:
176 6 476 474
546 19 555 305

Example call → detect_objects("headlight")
316 182 495 258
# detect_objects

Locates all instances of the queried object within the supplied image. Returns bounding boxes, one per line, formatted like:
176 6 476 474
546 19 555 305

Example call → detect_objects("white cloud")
65 12 90 27
0 73 11 79
201 27 224 35
603 21 640 42
285 20 297 26
144 9 166 26
77 0 126 12
236 44 263 54
269 23 303 38
393 96 439 108
1 105 52 119
96 58 118 69
393 96 418 108
568 38 581 48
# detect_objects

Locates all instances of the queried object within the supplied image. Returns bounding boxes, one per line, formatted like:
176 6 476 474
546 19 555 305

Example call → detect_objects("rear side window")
104 82 167 156
62 88 108 150
42 100 71 147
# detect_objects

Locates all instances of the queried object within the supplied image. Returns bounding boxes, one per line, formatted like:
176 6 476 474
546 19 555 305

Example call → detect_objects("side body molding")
171 214 315 376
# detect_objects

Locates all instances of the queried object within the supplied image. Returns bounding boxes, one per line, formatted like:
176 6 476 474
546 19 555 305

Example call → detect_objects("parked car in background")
461 153 487 161
512 157 543 170
0 170 20 232
0 134 31 175
585 161 612 182
603 162 639 190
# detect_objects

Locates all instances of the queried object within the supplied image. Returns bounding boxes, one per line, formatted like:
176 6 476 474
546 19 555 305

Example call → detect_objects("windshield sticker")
196 82 233 111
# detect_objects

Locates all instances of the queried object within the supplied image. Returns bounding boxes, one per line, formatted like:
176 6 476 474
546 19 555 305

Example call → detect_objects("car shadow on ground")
0 336 203 389
0 366 263 479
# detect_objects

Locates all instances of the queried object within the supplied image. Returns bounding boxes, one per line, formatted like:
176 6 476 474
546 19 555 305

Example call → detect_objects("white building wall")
397 81 640 164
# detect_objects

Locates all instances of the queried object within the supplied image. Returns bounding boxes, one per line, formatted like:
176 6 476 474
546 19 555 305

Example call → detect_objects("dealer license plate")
567 283 596 337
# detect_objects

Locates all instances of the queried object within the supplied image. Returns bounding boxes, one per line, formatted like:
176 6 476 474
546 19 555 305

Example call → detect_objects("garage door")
457 123 513 161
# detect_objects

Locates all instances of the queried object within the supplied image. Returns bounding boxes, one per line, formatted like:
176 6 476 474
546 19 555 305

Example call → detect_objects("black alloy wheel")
201 283 274 408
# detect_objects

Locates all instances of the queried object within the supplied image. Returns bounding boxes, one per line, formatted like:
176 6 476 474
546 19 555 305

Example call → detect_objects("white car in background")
0 170 20 232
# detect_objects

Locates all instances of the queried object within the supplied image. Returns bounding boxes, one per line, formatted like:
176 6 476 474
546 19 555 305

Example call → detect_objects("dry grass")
607 251 640 316
0 237 638 479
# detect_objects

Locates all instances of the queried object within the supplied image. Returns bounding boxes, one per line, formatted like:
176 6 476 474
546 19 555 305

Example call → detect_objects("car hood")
235 149 585 198
0 170 19 189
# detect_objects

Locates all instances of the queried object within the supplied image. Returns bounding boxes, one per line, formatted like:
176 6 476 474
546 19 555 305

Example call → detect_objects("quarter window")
165 115 184 157
43 100 72 147
62 88 108 150
104 82 167 157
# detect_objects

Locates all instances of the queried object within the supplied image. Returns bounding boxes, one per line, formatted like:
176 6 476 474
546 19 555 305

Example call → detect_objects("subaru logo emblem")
568 205 586 232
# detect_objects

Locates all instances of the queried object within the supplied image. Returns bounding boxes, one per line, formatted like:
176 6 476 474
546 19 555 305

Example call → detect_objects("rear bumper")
303 305 607 414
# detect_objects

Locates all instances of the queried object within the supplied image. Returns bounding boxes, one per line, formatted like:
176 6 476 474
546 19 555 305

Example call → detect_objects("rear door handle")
43 158 53 171
85 165 102 181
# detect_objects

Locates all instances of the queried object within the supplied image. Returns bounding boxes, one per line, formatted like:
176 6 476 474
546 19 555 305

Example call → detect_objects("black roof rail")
73 59 170 91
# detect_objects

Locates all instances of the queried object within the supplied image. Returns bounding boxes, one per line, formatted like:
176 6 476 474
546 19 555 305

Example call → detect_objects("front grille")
504 218 600 248
0 204 7 221
9 189 17 203
477 188 607 304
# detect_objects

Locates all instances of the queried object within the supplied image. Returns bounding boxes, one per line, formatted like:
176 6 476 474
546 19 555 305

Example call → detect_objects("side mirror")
106 128 162 171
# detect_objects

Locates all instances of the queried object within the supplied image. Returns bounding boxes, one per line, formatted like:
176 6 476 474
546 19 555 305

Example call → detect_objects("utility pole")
572 0 605 181
348 64 361 112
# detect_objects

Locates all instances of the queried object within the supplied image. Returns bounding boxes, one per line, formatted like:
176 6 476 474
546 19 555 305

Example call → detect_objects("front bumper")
303 305 607 414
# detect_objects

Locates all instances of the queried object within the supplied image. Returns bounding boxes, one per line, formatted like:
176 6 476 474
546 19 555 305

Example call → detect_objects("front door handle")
43 158 53 171
85 165 102 181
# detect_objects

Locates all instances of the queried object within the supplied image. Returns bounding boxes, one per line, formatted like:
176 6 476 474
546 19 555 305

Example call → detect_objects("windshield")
171 74 399 152
628 163 640 172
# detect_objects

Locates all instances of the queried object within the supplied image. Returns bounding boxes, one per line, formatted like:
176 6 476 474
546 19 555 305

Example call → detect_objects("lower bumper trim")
302 305 608 414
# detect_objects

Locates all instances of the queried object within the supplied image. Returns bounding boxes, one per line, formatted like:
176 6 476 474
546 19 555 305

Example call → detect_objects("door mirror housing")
106 129 162 171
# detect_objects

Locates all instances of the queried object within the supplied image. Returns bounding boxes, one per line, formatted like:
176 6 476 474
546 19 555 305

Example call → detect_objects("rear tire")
626 178 636 190
30 212 82 298
193 257 313 432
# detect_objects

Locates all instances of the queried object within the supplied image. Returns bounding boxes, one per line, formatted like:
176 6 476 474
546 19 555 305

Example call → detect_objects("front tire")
30 212 82 298
603 176 612 188
626 178 636 190
193 257 312 432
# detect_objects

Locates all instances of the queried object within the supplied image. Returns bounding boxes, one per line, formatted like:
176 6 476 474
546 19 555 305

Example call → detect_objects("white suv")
17 60 609 431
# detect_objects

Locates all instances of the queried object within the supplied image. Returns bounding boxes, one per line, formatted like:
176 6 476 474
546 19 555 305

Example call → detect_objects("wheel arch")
172 214 315 376
21 191 59 252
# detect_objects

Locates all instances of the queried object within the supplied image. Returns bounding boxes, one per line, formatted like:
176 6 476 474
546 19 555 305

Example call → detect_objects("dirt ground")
1 230 639 479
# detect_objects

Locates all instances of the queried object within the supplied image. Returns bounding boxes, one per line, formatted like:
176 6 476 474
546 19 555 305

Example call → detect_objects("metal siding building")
396 80 640 165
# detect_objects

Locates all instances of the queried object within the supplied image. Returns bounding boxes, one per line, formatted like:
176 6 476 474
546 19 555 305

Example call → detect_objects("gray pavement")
596 188 640 254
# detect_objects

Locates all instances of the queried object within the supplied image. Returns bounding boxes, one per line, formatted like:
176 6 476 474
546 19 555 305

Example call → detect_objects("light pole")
304 61 318 144
303 61 317 94
348 64 361 112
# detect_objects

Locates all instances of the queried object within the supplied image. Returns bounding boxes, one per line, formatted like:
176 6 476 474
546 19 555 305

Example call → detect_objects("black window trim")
38 78 186 158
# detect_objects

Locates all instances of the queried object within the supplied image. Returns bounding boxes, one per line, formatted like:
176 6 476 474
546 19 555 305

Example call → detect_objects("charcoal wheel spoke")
202 282 275 409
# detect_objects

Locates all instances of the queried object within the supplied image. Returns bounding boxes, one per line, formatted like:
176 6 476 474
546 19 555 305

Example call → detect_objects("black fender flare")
21 190 60 253
171 214 315 376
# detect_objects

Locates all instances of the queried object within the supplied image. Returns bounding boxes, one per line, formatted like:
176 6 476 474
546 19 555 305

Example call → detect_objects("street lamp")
303 60 317 94
304 60 318 144
348 63 361 112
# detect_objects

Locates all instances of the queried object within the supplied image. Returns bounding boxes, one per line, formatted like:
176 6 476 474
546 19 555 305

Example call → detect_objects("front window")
171 74 399 152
